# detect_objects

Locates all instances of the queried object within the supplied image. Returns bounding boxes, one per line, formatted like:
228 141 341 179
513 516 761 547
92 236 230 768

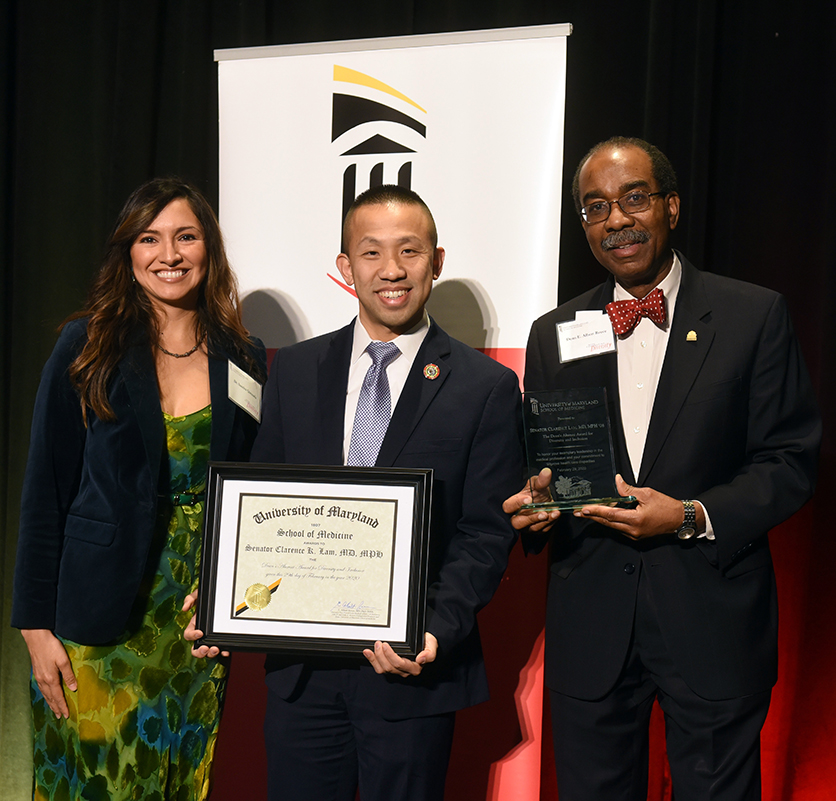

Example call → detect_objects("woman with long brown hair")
12 177 266 800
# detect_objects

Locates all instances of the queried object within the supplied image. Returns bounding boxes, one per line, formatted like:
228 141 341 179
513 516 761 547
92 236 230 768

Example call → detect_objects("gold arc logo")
333 65 426 113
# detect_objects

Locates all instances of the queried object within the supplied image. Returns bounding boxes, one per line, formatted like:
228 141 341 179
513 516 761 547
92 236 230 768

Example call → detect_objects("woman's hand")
182 591 229 658
20 629 76 719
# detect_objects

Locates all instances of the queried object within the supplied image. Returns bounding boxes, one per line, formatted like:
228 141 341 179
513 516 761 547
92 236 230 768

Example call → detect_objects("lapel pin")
686 330 697 342
423 363 440 380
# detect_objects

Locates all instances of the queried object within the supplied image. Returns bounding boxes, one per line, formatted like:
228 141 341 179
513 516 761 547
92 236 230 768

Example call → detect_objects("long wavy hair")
66 177 265 422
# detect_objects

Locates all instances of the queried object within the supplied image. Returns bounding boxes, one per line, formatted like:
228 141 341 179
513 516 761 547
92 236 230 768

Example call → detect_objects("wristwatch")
677 500 697 540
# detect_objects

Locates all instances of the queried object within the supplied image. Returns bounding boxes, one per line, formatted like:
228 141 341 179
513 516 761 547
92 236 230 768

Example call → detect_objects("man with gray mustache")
504 137 820 800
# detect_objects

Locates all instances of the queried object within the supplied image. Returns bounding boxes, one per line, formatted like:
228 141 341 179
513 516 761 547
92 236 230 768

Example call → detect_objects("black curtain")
2 2 833 798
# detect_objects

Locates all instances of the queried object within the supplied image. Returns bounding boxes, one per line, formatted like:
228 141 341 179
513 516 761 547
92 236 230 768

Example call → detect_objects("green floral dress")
31 406 226 801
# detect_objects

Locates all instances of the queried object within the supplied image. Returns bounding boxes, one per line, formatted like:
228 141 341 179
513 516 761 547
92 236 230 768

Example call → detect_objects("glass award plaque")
521 387 635 510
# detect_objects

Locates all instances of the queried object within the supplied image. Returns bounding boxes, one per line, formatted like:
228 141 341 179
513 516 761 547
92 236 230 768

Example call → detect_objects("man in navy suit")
250 185 524 800
504 138 820 800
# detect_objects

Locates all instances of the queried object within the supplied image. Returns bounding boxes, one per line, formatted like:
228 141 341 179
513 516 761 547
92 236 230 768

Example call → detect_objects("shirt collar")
613 253 682 327
350 311 431 366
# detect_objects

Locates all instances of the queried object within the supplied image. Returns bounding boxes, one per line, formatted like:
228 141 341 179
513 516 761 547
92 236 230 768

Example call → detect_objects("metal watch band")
677 499 696 540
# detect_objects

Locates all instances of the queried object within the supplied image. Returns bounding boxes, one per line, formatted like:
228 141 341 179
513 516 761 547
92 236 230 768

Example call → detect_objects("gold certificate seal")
245 583 272 611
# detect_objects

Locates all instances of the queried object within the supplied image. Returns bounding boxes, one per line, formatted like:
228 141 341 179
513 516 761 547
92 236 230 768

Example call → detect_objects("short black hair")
571 137 678 213
342 184 438 251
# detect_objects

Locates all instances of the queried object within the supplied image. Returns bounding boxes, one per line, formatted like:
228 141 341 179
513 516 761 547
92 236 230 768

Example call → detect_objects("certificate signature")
329 599 382 622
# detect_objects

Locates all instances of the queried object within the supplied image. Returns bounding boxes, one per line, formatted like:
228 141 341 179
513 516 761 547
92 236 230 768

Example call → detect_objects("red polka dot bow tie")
605 287 667 336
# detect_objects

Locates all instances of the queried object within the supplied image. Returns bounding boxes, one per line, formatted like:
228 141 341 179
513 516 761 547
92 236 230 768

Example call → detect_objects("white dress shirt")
613 255 714 539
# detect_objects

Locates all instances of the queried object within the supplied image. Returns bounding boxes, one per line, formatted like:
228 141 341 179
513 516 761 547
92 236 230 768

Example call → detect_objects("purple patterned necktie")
346 341 401 466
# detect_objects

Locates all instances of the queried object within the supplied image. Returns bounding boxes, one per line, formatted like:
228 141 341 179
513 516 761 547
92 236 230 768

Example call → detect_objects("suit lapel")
638 258 714 484
317 324 353 464
209 353 233 460
375 321 451 467
118 342 164 479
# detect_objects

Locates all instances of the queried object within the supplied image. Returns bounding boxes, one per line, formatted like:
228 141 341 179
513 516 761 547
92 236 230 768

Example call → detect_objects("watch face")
677 527 697 540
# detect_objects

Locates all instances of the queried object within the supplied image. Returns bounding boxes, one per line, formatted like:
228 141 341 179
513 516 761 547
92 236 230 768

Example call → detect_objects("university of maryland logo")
331 65 427 242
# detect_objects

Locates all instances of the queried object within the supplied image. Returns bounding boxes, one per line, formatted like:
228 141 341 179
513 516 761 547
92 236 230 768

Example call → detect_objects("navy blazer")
12 319 266 644
251 319 524 719
525 256 821 701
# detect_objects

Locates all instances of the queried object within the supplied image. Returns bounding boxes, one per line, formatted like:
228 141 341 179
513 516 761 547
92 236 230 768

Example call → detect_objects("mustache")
601 230 650 251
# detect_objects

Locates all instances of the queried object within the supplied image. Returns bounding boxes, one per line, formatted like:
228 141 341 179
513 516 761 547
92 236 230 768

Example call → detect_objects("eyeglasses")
580 190 665 224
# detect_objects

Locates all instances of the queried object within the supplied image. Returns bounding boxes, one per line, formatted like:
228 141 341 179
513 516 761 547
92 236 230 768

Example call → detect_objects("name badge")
556 311 616 363
228 360 262 422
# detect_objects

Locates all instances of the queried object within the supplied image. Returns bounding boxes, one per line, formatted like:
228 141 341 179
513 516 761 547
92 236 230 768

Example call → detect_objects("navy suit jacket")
251 319 524 720
525 256 821 701
12 318 266 644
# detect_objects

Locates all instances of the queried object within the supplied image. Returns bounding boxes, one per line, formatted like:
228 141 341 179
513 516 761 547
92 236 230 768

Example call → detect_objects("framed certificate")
195 462 432 658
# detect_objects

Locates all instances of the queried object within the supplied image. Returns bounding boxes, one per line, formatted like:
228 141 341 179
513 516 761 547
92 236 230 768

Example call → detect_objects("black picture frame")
195 462 432 659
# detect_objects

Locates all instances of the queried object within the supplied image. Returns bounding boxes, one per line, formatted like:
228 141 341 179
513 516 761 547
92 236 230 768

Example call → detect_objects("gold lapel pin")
423 363 440 380
686 330 697 342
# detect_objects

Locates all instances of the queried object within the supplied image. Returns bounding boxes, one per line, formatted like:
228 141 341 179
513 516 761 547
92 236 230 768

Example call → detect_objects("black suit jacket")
12 318 266 643
251 319 524 719
525 256 820 701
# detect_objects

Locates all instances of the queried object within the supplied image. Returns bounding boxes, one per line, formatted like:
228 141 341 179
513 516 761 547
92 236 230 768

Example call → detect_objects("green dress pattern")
31 406 226 801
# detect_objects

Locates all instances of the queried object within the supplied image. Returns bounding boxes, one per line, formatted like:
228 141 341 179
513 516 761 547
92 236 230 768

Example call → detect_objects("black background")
2 2 833 798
